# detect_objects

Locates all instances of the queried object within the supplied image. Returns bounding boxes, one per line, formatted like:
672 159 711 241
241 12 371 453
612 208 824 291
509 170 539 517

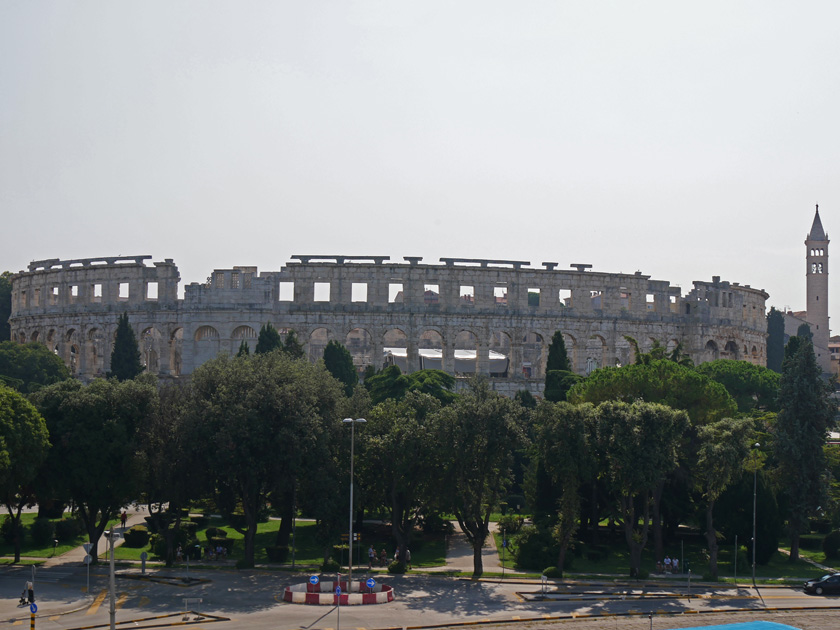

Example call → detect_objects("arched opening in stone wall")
232 325 258 354
418 330 444 372
309 328 329 362
47 330 56 346
615 337 633 367
18 331 26 344
69 345 79 376
30 331 39 343
752 345 758 360
141 327 162 374
193 325 221 366
489 331 511 378
87 328 104 376
346 328 373 377
704 340 719 362
454 330 479 375
585 335 607 375
382 328 407 371
521 332 544 378
170 328 183 376
723 340 739 360
564 333 577 374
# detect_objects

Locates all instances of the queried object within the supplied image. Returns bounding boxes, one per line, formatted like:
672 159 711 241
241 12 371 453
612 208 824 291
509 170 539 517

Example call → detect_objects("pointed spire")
808 204 827 241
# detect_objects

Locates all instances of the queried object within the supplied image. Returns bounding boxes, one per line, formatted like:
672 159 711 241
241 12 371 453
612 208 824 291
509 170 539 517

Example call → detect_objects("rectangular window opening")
33 288 40 306
92 284 102 303
146 282 158 300
243 273 252 289
388 283 404 303
278 281 294 302
351 282 368 303
424 284 440 305
230 272 240 289
494 286 507 306
214 272 225 289
460 285 474 305
646 293 655 310
559 289 572 308
50 286 59 305
118 283 129 300
528 288 540 307
314 282 331 302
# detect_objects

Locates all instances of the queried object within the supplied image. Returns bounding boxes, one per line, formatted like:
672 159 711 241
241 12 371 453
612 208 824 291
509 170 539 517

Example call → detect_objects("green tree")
694 418 752 578
434 379 524 577
282 330 305 359
109 313 144 381
775 335 834 560
624 336 693 367
796 323 813 341
236 340 250 357
255 322 283 354
183 352 343 567
364 366 456 406
544 331 579 402
695 360 780 413
31 377 157 562
323 340 358 397
0 385 50 562
766 307 785 373
533 400 593 574
0 272 11 342
595 400 689 577
362 391 442 563
546 331 571 372
568 359 736 425
0 341 69 393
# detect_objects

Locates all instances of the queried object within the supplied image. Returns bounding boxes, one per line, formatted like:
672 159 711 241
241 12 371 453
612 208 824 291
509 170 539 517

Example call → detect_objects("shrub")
1 516 24 545
30 518 56 547
420 512 455 535
205 527 227 541
179 521 198 537
190 515 209 529
823 530 840 559
266 546 289 562
388 560 406 574
123 526 150 548
512 525 558 570
55 518 82 542
497 514 525 537
542 566 562 578
321 557 340 572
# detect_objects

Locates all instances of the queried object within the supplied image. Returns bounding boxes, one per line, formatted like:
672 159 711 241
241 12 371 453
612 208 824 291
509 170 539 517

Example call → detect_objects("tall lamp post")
752 442 760 588
343 417 366 591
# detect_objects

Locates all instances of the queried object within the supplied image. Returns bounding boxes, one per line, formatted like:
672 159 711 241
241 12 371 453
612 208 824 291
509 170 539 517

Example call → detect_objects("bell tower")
805 204 830 372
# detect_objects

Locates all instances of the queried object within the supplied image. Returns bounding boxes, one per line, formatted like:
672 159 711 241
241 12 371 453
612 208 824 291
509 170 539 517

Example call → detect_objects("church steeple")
809 204 827 241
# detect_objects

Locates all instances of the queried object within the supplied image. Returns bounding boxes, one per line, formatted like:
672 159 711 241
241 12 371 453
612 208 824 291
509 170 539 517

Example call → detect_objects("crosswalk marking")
86 589 107 615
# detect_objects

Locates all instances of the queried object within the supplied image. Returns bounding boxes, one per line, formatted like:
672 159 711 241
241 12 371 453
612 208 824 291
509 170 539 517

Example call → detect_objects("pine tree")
323 340 357 396
775 335 833 560
546 331 571 372
544 330 577 402
282 330 305 359
236 340 250 357
766 307 785 373
255 323 282 354
109 313 144 381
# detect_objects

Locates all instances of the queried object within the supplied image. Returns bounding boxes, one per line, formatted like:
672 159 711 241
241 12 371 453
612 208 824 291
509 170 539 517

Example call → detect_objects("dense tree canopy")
364 366 456 406
182 352 343 567
32 376 157 562
323 340 358 396
255 322 283 354
695 360 780 413
568 359 736 425
0 341 69 393
0 384 50 562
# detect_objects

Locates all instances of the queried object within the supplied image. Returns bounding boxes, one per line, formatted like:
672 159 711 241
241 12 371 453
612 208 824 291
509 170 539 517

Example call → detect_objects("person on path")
379 548 387 567
405 547 411 570
664 556 672 573
672 557 679 573
368 545 375 569
25 580 33 604
120 511 127 529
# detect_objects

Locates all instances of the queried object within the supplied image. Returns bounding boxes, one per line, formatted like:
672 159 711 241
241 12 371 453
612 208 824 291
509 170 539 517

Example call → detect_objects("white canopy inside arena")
382 347 509 374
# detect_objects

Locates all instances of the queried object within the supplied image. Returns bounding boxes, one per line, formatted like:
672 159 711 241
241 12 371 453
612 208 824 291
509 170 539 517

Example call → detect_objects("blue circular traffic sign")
309 575 319 585
30 603 37 614
366 578 375 588
335 586 341 596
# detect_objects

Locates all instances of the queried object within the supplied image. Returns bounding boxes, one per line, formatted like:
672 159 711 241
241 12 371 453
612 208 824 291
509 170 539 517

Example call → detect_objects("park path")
43 506 149 568
414 520 523 574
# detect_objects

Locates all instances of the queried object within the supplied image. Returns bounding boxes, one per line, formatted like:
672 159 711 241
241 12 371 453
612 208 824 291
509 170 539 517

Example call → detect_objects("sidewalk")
414 520 524 575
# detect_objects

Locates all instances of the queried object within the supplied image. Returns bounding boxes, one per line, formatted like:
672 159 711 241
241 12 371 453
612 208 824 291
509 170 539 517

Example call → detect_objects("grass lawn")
495 530 827 582
0 513 90 559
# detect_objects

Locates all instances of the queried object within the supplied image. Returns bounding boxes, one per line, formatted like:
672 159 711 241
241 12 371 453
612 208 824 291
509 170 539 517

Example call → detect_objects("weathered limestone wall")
8 255 769 390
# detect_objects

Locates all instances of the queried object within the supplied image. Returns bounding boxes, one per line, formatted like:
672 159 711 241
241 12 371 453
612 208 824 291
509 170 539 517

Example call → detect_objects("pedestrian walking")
25 580 33 604
368 545 375 569
120 511 127 529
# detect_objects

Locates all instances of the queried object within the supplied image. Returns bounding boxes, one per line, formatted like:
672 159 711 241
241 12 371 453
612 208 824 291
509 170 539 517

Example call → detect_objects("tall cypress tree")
109 313 144 381
775 335 833 560
766 307 785 373
282 330 305 359
544 330 578 402
255 322 282 354
546 331 571 372
323 340 357 396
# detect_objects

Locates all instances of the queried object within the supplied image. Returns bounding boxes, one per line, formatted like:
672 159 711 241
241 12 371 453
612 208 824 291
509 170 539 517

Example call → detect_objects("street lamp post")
343 417 366 592
105 528 122 630
752 442 760 588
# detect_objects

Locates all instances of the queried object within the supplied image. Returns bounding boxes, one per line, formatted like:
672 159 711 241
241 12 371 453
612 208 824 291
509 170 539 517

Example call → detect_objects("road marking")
12 621 21 626
138 596 150 607
115 593 127 609
86 589 107 615
49 616 60 621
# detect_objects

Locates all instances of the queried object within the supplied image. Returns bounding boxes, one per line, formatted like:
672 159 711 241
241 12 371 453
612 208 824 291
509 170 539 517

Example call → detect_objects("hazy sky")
3 2 839 324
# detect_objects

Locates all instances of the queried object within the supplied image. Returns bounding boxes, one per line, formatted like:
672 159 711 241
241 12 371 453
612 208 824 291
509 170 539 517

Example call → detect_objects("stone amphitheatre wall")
8 255 769 394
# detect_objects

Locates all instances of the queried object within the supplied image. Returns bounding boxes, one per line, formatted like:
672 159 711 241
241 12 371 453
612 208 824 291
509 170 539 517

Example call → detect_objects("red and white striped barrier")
284 580 395 605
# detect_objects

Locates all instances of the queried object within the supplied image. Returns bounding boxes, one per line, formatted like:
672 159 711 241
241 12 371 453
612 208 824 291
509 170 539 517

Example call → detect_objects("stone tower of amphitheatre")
7 254 769 395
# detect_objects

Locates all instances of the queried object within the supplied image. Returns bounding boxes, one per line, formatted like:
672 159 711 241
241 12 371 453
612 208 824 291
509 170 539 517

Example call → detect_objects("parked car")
803 573 840 595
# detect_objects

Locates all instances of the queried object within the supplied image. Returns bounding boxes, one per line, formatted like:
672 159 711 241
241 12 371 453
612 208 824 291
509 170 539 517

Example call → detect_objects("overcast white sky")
2 2 839 324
